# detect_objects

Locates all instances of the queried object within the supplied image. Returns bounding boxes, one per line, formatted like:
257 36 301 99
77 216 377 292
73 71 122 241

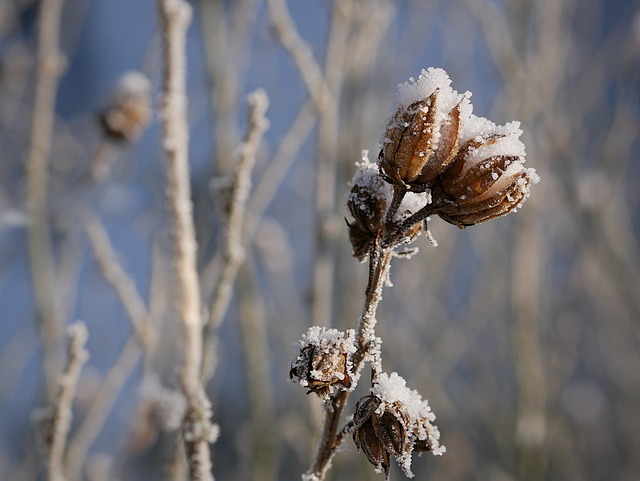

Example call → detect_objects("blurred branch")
83 214 155 354
33 322 88 481
201 89 269 381
64 336 140 481
266 0 333 110
26 0 66 401
157 1 216 479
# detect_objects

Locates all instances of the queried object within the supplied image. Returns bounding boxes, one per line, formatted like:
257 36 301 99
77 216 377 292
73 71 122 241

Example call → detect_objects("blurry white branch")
33 322 88 481
266 0 333 110
26 0 66 401
157 0 217 479
83 214 155 352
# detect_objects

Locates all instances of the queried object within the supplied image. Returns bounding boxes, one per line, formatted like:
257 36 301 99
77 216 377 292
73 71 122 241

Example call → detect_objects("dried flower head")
433 124 539 228
100 71 152 142
290 327 357 399
353 372 444 479
379 69 469 193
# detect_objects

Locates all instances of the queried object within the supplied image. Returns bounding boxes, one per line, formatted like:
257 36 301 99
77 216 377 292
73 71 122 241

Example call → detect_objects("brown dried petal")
380 93 438 190
354 420 391 475
372 410 406 457
413 102 462 186
437 172 531 228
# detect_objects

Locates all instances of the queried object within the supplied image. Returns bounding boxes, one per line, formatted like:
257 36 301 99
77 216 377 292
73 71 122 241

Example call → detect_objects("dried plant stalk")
157 0 216 479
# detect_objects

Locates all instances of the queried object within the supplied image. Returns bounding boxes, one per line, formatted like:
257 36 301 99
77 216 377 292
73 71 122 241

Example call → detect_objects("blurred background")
1 0 639 480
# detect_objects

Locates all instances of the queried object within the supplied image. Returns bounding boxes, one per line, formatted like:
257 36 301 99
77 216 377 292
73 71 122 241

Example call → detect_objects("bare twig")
65 336 140 481
201 89 269 381
26 0 66 401
266 0 333 110
157 1 216 479
33 322 89 481
83 214 155 352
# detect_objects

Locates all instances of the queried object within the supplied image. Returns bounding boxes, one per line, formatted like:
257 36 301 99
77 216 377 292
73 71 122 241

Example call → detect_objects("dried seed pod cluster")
353 372 444 478
289 327 356 399
99 71 152 143
367 67 539 236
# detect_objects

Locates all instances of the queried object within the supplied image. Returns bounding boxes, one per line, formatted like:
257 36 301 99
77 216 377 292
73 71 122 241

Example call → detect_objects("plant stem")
305 244 393 480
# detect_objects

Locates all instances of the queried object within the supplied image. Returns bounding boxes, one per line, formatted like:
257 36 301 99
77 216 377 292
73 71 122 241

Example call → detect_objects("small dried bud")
433 127 539 228
346 152 391 261
290 327 356 399
353 373 445 478
99 71 151 143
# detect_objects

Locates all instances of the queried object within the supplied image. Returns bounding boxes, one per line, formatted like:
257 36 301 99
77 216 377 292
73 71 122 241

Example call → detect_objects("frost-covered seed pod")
353 372 445 478
434 129 539 228
379 69 466 193
289 327 356 399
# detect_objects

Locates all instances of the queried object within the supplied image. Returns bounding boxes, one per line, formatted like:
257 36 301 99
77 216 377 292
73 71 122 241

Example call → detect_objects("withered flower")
290 327 356 399
99 71 152 143
433 124 539 228
352 372 445 479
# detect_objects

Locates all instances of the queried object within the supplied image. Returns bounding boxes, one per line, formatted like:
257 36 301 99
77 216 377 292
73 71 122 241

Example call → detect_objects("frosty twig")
33 323 88 481
157 0 217 479
202 90 269 381
26 0 66 401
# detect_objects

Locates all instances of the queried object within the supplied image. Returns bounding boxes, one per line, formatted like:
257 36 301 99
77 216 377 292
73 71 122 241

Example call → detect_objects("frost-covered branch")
26 0 66 401
157 0 217 479
83 214 154 351
202 89 269 381
33 322 88 481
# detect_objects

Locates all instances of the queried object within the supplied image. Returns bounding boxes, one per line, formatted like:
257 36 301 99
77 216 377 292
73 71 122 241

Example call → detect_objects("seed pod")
99 71 151 143
346 183 387 261
346 152 392 261
353 373 445 478
379 93 463 193
433 130 539 228
289 327 355 399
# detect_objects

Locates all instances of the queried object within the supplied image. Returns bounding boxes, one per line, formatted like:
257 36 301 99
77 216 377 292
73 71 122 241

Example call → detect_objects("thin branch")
266 0 333 110
201 89 269 381
64 336 140 481
157 1 216 479
26 0 66 401
83 213 155 352
33 322 89 481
